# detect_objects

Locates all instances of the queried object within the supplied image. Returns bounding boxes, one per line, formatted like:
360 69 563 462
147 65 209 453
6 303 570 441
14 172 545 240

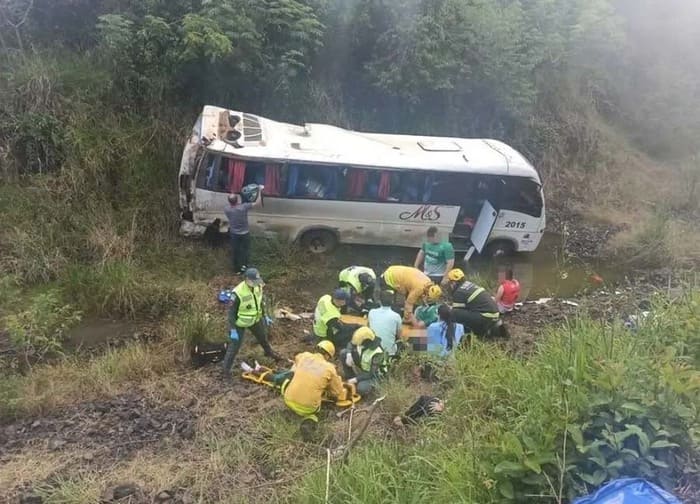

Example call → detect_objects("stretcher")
241 366 361 408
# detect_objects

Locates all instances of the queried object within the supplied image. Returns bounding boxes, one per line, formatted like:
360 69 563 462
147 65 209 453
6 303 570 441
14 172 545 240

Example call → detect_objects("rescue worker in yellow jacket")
278 340 346 437
339 327 388 395
338 265 377 313
380 265 443 322
221 268 282 378
313 289 358 347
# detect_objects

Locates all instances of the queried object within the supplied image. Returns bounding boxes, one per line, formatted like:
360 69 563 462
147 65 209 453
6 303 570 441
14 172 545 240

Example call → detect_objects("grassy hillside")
1 1 700 502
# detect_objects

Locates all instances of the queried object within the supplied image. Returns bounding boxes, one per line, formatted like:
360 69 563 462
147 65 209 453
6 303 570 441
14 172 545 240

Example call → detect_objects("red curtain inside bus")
264 164 281 195
378 171 391 200
347 168 368 198
228 159 246 192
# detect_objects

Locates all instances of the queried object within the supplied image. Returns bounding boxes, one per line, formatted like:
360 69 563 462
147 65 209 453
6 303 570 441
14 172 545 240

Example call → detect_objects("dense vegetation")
1 1 699 502
2 0 700 283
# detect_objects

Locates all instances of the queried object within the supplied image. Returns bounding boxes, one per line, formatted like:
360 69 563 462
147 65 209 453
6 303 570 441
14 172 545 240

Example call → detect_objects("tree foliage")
0 0 699 171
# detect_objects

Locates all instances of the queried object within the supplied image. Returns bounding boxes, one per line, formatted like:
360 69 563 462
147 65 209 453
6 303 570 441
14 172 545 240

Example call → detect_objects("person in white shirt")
368 290 403 357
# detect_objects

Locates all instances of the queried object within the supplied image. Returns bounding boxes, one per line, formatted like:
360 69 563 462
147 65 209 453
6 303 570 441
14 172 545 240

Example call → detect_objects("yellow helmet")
316 339 336 358
427 284 443 301
448 268 465 282
351 326 376 346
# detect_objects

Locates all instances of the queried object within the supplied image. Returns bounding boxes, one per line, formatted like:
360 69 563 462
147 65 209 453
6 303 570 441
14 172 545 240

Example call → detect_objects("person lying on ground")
414 226 455 286
340 327 388 395
393 396 445 426
426 304 465 356
379 265 442 323
494 267 520 314
338 265 377 314
368 290 403 358
221 268 282 380
444 268 502 337
313 289 359 348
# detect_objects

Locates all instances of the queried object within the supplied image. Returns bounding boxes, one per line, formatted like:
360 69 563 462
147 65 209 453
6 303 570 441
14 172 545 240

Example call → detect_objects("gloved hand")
345 352 354 367
229 329 239 341
264 316 273 326
347 377 358 385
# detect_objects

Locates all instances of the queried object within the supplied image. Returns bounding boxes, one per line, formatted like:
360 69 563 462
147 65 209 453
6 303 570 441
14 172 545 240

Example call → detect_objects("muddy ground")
1 213 696 503
1 275 680 503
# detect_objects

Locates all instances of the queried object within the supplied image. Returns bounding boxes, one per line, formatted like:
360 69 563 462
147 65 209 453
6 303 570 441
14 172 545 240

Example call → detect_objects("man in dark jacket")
445 268 502 337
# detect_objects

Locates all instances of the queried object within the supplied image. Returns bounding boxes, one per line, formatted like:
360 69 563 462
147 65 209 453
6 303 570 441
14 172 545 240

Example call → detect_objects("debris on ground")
273 307 302 321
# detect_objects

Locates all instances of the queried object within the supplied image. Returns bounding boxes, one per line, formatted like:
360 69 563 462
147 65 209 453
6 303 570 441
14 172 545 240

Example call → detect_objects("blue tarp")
574 478 682 504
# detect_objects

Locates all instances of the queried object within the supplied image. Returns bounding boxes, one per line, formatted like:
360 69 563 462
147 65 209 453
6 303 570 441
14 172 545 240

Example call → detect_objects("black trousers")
452 309 497 337
230 233 251 274
221 320 273 374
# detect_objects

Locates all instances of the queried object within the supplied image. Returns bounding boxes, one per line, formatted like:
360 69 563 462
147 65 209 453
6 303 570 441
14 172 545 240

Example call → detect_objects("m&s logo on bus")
399 205 442 221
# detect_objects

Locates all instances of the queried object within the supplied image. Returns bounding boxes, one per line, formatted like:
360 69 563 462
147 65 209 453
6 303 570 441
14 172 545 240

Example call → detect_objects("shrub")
4 290 82 365
174 309 227 348
60 261 184 319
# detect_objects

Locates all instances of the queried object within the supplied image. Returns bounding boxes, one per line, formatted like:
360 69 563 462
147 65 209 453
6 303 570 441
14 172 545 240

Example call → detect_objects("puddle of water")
313 232 619 303
64 319 138 351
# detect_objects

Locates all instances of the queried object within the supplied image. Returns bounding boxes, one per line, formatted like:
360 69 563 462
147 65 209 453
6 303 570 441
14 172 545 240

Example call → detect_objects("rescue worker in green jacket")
339 327 388 395
221 268 282 378
313 289 358 348
445 268 503 338
338 266 377 314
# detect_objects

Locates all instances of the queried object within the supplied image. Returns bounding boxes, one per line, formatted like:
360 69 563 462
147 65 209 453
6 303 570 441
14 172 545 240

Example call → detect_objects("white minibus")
179 106 545 256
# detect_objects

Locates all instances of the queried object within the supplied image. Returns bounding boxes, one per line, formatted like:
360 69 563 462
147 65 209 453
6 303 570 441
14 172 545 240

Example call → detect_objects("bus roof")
199 105 541 182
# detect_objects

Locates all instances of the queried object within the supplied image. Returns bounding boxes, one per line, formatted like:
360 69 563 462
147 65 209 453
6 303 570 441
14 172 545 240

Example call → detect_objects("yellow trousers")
283 396 320 423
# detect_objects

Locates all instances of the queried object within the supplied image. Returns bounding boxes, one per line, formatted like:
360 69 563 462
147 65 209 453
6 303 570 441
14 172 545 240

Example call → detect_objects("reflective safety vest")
339 266 376 294
354 345 388 376
233 281 263 327
453 281 499 319
313 294 342 338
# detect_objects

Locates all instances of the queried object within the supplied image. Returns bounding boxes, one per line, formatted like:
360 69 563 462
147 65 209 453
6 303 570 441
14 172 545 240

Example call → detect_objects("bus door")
463 199 499 262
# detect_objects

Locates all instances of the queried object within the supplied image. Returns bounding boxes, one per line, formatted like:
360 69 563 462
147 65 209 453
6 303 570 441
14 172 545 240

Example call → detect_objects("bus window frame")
193 152 539 215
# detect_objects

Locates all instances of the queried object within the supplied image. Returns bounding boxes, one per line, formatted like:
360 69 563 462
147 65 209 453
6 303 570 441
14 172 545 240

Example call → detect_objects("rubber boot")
220 338 241 378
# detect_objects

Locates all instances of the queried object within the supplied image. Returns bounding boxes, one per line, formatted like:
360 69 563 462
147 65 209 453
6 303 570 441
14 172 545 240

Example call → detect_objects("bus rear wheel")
484 240 516 258
300 229 338 254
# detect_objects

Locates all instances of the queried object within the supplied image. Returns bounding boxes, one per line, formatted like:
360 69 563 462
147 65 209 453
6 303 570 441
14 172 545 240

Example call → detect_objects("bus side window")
196 154 223 191
500 178 543 217
429 173 470 206
289 164 341 199
399 172 425 203
243 161 266 187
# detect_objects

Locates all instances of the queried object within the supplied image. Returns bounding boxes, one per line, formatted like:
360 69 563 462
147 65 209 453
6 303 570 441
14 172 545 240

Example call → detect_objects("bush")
174 309 227 348
60 261 184 319
4 290 82 365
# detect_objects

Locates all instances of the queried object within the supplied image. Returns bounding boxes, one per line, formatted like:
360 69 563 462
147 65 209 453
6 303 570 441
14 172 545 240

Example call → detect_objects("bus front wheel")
484 240 516 258
300 229 338 254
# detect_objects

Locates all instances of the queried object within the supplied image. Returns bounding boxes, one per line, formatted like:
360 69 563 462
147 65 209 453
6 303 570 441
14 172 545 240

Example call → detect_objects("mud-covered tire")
484 240 516 258
300 229 338 254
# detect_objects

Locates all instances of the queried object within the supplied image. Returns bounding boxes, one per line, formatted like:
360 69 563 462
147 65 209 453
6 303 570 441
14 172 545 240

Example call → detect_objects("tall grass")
293 294 700 503
0 342 175 420
60 261 186 319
